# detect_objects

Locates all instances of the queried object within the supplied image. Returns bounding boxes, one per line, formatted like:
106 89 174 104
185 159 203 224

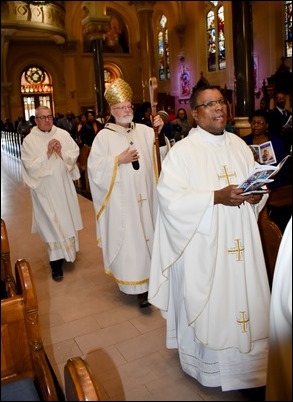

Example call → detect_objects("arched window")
206 3 226 71
157 14 170 81
20 65 53 119
285 1 292 58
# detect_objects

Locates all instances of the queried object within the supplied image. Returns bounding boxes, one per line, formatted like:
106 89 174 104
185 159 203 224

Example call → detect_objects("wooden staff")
149 77 161 174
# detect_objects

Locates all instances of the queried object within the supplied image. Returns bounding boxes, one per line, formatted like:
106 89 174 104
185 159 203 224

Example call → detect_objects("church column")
1 30 14 120
232 1 255 137
81 2 110 116
130 1 157 102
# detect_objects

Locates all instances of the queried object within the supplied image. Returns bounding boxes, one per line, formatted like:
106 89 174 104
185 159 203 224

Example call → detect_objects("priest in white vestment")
266 216 292 401
87 78 164 308
21 106 83 280
148 85 271 391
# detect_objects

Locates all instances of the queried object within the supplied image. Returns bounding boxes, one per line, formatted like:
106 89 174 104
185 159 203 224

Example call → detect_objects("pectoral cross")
218 165 236 185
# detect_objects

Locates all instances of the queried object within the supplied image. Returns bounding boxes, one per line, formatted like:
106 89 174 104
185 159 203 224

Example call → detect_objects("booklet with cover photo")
249 141 276 165
237 154 291 195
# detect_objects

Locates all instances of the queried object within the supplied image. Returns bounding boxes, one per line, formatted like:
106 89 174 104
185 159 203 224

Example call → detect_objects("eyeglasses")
36 115 53 121
193 99 227 110
112 105 134 111
251 120 265 125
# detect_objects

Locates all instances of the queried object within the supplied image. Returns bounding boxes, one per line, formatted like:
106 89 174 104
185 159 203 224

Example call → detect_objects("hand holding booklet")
237 154 291 195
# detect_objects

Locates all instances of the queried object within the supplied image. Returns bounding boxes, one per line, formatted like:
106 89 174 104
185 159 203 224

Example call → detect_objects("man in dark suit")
57 111 77 140
268 91 292 154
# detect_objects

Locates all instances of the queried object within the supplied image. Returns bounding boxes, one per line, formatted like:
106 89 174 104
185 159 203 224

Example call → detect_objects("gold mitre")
105 78 133 106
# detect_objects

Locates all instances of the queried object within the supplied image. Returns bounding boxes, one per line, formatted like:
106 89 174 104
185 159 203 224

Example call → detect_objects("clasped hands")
214 185 263 207
47 138 62 159
118 147 139 165
118 115 164 166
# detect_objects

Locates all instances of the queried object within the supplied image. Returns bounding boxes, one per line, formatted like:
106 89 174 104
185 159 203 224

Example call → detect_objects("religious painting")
103 9 129 54
83 9 129 54
179 64 191 100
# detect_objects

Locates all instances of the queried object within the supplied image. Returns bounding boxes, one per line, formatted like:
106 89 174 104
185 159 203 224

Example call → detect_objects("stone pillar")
130 1 157 101
1 30 14 120
81 2 110 116
232 1 254 137
91 38 106 116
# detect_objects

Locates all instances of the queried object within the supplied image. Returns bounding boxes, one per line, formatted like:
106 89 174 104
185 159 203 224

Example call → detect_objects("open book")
249 141 276 165
237 154 291 195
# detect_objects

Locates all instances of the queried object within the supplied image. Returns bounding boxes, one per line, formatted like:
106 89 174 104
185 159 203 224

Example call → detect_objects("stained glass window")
206 3 226 72
207 11 216 71
218 6 226 70
158 14 170 81
21 66 52 94
20 65 53 119
285 1 292 58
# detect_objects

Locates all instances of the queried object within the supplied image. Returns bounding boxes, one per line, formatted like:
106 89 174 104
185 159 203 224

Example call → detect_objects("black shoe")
50 259 64 281
137 292 151 308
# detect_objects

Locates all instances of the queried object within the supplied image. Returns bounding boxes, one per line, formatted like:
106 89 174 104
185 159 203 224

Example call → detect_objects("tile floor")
1 151 261 401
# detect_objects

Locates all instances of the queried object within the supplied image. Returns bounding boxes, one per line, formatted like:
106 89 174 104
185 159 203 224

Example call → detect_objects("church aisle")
1 151 259 401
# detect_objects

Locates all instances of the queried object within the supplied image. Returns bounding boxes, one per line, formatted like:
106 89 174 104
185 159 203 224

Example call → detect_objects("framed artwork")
179 64 191 100
103 9 129 54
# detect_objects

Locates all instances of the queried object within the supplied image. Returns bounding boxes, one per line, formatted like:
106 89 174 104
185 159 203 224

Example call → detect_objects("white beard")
115 115 133 125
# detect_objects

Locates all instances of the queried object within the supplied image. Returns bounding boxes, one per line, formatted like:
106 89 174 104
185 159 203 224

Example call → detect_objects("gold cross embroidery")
137 194 147 206
237 311 249 333
228 239 244 261
218 165 236 185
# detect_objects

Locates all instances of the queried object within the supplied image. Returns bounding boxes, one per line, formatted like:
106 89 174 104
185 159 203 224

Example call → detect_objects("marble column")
130 1 157 102
232 1 254 136
81 2 110 116
1 30 14 120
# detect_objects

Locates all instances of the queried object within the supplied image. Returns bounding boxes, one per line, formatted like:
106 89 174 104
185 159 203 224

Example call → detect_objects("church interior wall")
1 1 291 123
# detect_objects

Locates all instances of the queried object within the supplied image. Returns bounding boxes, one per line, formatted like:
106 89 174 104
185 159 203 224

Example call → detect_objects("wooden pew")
258 206 282 288
1 218 17 297
258 185 292 288
64 356 102 401
1 258 63 401
1 221 103 401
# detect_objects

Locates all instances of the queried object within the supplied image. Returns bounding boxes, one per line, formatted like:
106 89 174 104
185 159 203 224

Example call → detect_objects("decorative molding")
81 16 110 41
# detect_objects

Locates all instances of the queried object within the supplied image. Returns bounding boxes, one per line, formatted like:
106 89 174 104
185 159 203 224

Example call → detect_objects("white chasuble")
266 217 292 401
148 127 271 390
88 122 158 294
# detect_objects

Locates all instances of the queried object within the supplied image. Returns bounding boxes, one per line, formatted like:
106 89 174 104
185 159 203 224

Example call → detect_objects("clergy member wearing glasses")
21 106 83 281
87 78 164 308
148 85 270 392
